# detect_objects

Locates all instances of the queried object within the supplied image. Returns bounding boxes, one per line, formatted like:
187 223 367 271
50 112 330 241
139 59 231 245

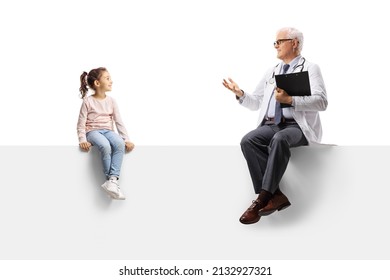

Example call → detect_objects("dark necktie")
274 64 290 125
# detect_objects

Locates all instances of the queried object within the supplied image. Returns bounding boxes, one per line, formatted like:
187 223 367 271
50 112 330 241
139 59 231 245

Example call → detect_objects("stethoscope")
268 57 306 84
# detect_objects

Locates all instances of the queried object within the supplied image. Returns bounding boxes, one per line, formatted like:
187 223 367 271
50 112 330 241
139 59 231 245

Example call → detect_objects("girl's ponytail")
79 67 107 99
79 71 88 98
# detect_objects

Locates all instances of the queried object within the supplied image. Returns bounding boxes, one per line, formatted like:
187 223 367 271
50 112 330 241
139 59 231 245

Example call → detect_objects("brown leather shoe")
239 200 266 224
259 189 291 216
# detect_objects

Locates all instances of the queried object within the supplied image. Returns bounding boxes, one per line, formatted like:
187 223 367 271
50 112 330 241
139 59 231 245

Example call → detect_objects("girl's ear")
94 80 100 88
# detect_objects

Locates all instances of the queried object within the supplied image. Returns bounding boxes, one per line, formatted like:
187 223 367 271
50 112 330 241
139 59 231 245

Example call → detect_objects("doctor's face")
274 31 295 62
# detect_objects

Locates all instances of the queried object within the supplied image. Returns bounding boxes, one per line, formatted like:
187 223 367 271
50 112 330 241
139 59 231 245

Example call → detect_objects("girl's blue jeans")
86 129 125 179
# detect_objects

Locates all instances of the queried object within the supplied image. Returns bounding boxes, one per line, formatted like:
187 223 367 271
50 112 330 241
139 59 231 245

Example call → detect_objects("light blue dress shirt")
266 55 302 119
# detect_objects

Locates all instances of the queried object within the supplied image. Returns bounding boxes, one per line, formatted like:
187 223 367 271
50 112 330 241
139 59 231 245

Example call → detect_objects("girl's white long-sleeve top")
77 95 130 143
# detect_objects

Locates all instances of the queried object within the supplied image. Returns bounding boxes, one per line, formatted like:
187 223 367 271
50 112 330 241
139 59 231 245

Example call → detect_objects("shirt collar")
280 55 302 73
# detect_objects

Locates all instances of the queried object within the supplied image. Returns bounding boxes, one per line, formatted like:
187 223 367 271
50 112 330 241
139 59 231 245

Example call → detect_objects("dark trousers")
240 121 308 194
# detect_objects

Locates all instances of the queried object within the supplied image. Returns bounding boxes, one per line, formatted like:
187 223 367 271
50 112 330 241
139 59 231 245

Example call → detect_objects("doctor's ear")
292 39 299 48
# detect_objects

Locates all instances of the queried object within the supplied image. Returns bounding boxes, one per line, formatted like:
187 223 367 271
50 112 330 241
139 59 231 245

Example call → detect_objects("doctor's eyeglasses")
273 39 293 46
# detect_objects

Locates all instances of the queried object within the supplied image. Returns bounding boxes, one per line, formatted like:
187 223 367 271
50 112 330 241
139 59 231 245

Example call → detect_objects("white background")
0 0 389 146
1 2 389 278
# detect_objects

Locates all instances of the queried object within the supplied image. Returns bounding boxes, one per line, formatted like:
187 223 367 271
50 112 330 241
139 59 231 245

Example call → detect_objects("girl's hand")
79 142 92 152
125 141 135 152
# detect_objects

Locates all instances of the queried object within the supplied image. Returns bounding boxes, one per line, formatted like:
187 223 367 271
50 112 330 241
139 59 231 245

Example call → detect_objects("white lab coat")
240 57 328 144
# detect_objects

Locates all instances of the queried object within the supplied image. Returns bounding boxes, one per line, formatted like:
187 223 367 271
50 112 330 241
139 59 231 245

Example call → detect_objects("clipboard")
275 71 311 107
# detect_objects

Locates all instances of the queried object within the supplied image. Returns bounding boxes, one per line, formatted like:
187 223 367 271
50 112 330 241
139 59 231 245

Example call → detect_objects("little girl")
77 67 134 200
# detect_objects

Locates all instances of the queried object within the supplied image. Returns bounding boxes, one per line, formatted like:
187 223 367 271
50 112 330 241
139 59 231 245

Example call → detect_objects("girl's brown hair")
79 67 107 98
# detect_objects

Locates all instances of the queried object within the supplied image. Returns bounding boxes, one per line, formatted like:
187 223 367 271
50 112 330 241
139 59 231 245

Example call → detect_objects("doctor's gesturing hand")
222 78 244 98
274 87 293 105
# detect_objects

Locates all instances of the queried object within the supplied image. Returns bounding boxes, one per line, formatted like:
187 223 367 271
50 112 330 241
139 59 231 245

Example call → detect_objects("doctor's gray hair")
278 27 304 53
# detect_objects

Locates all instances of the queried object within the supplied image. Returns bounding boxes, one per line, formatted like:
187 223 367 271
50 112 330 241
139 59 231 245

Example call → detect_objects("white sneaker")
101 177 125 200
101 178 118 197
114 186 126 200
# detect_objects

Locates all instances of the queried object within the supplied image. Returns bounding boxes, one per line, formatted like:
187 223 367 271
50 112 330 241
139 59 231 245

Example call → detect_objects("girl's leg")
103 130 125 179
86 130 112 179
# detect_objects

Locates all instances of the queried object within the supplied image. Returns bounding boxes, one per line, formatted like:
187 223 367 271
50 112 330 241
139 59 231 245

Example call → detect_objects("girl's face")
97 71 113 92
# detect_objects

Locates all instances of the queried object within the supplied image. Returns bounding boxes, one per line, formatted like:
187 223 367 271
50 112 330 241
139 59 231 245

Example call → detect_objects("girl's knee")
98 144 112 155
113 140 125 152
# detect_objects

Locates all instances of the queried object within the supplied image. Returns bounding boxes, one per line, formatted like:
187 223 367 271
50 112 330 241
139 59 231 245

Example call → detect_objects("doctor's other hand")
79 142 92 152
275 87 293 105
222 78 244 98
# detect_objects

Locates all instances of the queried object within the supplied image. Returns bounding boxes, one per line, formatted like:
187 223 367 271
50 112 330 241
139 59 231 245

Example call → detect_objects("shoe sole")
104 193 126 200
102 188 126 200
239 216 261 225
104 192 120 199
101 185 120 199
258 202 291 216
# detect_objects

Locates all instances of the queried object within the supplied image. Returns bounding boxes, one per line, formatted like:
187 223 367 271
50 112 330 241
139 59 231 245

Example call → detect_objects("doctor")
222 27 327 225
